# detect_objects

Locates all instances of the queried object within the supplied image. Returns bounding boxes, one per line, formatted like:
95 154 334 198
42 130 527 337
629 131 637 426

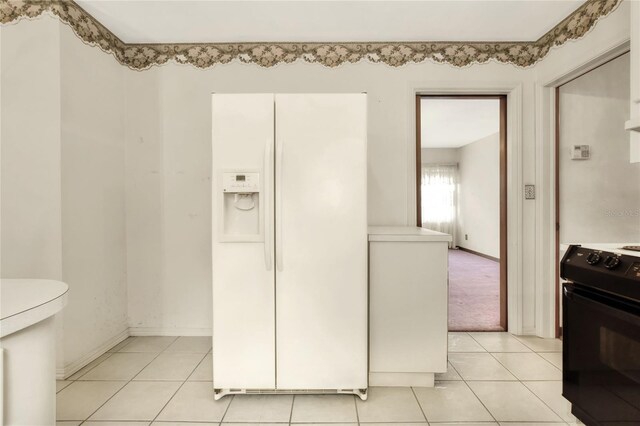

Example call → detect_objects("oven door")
563 283 640 425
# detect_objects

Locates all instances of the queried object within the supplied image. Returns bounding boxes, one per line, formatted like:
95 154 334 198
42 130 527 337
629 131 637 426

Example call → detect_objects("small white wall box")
571 145 590 160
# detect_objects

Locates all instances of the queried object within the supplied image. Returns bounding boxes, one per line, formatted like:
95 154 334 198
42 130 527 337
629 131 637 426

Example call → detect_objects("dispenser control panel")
222 172 260 193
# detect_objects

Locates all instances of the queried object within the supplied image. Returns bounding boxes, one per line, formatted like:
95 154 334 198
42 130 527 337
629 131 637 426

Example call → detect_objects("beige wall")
457 133 501 258
59 24 129 370
421 148 459 164
123 69 167 331
559 53 640 243
1 18 62 280
1 18 129 376
122 59 538 333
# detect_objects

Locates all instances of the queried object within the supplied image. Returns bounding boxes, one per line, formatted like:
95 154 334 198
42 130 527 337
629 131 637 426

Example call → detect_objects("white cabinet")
1 279 68 425
368 226 451 387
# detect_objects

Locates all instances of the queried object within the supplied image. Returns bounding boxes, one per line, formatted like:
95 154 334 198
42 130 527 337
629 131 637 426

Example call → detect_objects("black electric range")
561 245 640 425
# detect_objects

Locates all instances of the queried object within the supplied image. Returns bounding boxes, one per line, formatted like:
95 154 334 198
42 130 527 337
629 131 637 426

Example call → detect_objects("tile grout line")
460 375 499 424
129 336 179 381
72 337 179 424
69 334 137 380
451 331 488 353
149 345 207 424
467 331 531 354
454 332 505 424
462 332 566 424
466 332 562 381
487 348 561 382
68 338 137 424
531 349 563 371
445 357 463 380
67 352 115 382
288 394 295 425
182 351 209 382
75 380 128 426
444 332 499 423
486 350 524 381
148 377 187 424
219 393 235 423
513 335 563 353
410 386 429 424
520 380 571 424
68 336 136 381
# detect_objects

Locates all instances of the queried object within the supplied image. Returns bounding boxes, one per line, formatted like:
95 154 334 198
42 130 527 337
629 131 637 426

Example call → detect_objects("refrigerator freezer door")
274 94 368 390
212 94 276 389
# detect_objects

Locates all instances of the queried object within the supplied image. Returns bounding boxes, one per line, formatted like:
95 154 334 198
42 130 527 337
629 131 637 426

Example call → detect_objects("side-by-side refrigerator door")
212 94 276 390
274 94 368 390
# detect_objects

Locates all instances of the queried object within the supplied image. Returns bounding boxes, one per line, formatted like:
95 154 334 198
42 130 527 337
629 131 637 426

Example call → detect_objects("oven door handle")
564 284 640 322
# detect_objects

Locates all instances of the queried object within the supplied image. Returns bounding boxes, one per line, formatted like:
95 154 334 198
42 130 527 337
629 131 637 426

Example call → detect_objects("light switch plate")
524 184 535 200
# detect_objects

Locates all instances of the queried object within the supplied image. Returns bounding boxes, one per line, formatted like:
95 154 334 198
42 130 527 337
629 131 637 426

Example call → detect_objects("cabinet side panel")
369 241 448 373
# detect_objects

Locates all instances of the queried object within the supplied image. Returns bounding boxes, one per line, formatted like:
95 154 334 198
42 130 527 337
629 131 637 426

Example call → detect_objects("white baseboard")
56 326 211 379
57 327 129 379
128 327 212 337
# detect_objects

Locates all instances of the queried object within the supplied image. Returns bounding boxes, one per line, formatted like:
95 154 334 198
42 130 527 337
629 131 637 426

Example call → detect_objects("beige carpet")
448 249 502 331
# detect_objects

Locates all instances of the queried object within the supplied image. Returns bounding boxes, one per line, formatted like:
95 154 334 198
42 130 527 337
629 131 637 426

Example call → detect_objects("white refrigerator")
211 93 368 400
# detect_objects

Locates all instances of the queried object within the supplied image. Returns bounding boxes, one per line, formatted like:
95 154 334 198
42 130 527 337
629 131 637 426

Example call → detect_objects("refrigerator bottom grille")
213 387 368 401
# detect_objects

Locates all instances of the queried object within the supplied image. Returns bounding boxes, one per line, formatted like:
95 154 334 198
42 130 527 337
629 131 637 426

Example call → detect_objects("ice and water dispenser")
219 172 262 242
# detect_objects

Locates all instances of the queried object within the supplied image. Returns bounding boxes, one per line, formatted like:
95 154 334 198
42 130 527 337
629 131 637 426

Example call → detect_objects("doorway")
416 95 507 331
555 52 636 337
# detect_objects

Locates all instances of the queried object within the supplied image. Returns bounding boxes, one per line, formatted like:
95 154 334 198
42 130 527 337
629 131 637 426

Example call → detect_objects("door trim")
555 85 561 338
415 96 422 226
499 95 508 331
416 94 508 331
535 39 629 338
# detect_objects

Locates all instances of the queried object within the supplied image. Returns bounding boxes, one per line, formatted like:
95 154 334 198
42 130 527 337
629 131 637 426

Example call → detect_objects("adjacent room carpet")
448 249 502 331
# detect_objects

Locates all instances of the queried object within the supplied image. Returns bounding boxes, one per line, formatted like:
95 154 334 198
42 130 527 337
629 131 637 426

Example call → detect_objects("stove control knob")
586 252 601 265
603 256 621 270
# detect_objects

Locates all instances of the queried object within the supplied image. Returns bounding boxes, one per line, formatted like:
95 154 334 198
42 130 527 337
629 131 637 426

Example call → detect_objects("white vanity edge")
1 279 68 338
368 226 453 242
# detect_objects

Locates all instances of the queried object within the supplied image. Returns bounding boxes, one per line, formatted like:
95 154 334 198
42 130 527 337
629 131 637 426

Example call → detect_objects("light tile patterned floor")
57 333 577 425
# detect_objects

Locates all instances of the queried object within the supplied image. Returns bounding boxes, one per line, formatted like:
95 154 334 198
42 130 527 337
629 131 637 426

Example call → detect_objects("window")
421 164 457 246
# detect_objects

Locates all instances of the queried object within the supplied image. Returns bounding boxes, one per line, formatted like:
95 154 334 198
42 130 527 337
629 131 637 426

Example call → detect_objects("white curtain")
421 164 457 248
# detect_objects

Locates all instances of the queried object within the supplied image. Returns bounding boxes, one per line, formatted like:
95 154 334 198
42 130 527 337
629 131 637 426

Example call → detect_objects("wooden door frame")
555 86 561 338
416 94 508 331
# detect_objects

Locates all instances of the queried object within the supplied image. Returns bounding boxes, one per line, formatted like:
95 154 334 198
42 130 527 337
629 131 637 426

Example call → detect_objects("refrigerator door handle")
276 138 283 272
264 138 273 270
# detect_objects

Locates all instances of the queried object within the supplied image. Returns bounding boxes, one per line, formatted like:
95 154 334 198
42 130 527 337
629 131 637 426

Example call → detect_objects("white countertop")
1 279 68 338
368 226 452 242
560 243 640 257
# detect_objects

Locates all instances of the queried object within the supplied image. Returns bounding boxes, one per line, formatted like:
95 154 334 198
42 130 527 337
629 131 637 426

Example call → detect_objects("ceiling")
420 98 500 149
75 0 585 44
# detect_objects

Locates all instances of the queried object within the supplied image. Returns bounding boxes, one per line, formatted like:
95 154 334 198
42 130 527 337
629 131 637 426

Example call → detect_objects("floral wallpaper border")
0 0 623 69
